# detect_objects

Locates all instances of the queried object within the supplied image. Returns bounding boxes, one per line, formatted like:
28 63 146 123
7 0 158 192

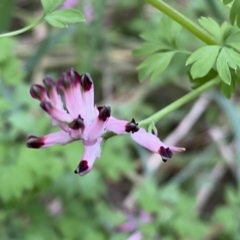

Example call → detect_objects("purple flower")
27 69 185 176
83 3 94 23
61 0 79 9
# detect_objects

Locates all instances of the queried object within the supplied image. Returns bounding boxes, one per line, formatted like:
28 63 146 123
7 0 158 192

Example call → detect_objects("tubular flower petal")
40 101 73 123
85 106 111 145
106 117 139 134
43 77 63 110
30 84 49 102
74 138 102 176
131 128 185 162
80 73 96 124
27 69 185 176
27 131 73 148
68 115 85 139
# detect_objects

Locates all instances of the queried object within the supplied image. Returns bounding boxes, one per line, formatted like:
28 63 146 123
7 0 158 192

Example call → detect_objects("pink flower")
27 69 185 176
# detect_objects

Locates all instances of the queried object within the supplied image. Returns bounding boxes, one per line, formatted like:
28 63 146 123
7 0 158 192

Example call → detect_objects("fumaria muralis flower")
27 69 185 176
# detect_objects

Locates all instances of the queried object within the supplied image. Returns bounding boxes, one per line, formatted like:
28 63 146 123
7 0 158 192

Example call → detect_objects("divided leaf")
45 9 85 28
186 46 220 79
0 38 24 84
134 16 185 81
230 0 240 27
220 22 240 46
225 31 240 50
198 17 221 40
41 0 65 14
159 15 181 44
216 47 240 84
133 41 171 57
137 51 175 81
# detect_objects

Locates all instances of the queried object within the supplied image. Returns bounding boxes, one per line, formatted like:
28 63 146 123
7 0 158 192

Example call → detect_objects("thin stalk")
146 0 217 45
0 17 44 38
139 78 221 126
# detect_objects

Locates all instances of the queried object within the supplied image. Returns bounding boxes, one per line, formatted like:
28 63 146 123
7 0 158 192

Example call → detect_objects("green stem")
0 17 44 38
146 0 217 45
139 78 221 127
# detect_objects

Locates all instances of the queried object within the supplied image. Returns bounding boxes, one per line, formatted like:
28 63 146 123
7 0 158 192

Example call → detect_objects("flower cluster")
27 69 185 176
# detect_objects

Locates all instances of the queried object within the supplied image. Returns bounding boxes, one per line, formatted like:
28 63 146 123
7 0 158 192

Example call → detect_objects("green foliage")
134 181 209 239
135 11 240 98
0 0 14 32
41 0 65 14
198 17 221 41
190 69 218 89
186 17 240 97
100 137 134 180
211 187 239 240
222 0 233 4
0 38 24 84
0 144 64 202
134 16 184 81
217 47 240 84
186 45 220 79
45 9 85 28
229 0 240 27
137 51 175 81
221 0 240 27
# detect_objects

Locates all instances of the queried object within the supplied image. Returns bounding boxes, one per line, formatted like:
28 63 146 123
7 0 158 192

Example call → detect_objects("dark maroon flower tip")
159 146 173 159
58 74 72 90
43 76 56 92
74 160 89 174
69 115 85 130
81 73 92 91
40 101 52 112
26 135 44 148
98 106 111 121
162 157 168 163
126 118 139 133
64 73 73 88
30 84 46 101
68 68 82 85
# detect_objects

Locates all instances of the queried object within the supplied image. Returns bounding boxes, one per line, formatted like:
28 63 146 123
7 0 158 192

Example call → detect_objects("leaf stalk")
146 0 217 45
0 17 44 38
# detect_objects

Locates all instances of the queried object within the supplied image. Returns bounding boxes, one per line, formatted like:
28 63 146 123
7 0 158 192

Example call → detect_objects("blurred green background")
0 0 239 239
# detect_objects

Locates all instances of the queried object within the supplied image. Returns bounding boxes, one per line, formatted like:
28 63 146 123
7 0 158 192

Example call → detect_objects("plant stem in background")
139 78 221 126
0 17 44 38
146 0 217 45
